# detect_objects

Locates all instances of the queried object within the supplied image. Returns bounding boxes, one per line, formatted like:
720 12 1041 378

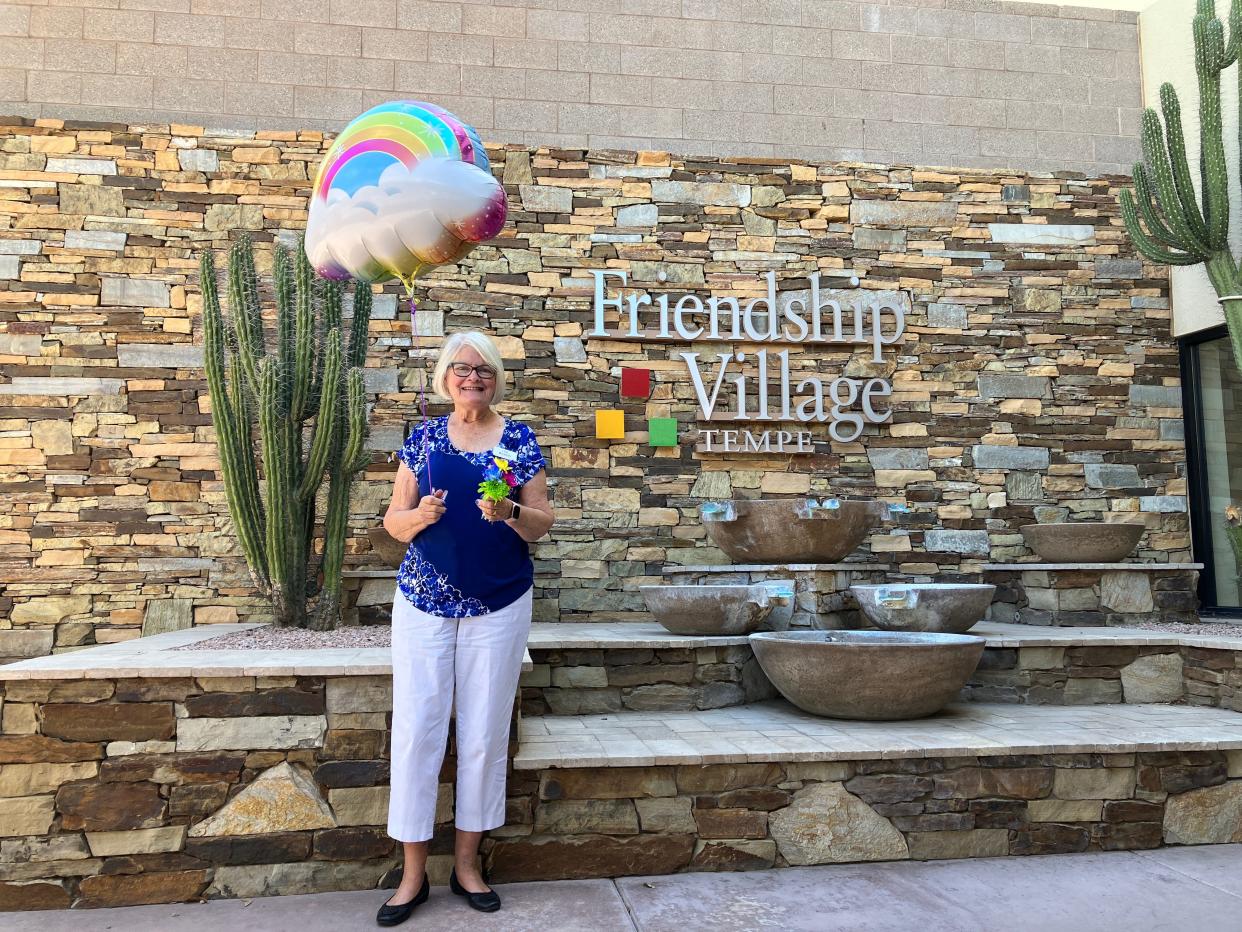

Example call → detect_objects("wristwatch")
509 502 521 521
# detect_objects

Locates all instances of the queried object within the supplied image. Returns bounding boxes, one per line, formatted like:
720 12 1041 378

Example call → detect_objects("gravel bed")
177 626 392 651
1125 620 1242 636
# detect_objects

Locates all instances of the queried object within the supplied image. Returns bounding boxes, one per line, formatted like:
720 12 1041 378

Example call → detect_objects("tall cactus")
201 235 373 630
1120 0 1242 369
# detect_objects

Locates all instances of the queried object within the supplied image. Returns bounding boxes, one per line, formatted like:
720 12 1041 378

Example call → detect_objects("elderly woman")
376 330 554 927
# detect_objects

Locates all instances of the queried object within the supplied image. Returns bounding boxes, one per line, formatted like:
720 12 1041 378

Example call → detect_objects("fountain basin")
701 498 888 563
749 630 985 720
366 527 409 568
850 583 996 634
640 583 791 636
1020 522 1144 563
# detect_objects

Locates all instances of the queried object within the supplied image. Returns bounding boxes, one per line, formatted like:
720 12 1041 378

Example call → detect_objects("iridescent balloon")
305 101 507 285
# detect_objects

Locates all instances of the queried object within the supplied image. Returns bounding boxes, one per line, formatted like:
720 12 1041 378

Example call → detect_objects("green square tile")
648 417 678 447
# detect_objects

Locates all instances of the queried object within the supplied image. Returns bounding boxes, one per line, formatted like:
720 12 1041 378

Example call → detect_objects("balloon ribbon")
400 273 434 493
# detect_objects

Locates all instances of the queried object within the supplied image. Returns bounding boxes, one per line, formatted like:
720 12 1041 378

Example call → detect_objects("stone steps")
4 622 1240 893
497 699 1242 877
501 622 1242 875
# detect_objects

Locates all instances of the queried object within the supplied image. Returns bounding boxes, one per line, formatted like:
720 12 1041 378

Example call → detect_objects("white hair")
431 330 507 404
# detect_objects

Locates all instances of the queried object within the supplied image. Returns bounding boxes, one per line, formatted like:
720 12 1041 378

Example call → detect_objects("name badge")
493 446 518 461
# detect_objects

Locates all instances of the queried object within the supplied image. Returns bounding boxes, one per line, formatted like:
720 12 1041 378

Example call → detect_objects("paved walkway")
7 846 1242 932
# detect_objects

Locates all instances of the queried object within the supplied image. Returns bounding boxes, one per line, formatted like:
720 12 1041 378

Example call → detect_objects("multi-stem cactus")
1120 0 1242 369
201 235 372 630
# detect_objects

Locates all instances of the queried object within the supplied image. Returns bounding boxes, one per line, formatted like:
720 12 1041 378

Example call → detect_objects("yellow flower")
495 458 510 471
1227 504 1241 526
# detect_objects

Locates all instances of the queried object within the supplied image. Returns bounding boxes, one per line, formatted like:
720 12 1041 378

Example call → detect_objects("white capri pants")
387 586 532 843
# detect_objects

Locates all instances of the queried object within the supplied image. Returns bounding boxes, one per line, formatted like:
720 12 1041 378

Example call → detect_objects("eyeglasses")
449 362 498 380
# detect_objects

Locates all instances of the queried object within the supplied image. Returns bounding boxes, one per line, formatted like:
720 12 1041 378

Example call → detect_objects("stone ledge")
0 626 533 680
974 622 1242 650
984 564 1204 572
666 563 891 573
528 622 751 650
527 621 1242 652
5 622 1242 682
514 700 1242 770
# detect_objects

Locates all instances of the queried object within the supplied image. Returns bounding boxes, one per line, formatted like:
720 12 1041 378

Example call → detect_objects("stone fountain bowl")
366 527 409 568
749 630 985 720
700 498 886 564
640 584 791 636
1020 522 1144 563
850 583 996 634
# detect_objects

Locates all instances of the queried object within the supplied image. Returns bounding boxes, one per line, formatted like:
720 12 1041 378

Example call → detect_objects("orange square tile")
595 409 625 440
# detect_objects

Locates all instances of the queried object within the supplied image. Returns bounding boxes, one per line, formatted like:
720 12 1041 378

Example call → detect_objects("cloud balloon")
305 101 507 286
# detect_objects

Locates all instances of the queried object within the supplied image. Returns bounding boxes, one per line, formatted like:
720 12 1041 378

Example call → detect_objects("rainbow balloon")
312 101 492 201
305 101 507 285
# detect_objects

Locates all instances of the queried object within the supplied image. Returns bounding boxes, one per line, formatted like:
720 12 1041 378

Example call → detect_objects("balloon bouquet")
304 100 507 484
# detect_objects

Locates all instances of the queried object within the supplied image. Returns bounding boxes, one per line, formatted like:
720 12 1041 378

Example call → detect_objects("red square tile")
621 368 651 398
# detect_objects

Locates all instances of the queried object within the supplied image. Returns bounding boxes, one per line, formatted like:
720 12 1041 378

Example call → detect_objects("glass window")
1196 336 1242 607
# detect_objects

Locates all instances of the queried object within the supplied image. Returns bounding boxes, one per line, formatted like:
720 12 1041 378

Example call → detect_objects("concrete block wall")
0 0 1141 174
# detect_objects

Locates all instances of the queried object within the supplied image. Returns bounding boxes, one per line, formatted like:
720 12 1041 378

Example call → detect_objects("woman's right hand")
415 488 448 528
383 467 445 543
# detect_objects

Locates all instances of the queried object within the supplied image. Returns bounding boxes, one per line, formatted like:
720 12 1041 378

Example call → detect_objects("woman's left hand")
477 498 514 522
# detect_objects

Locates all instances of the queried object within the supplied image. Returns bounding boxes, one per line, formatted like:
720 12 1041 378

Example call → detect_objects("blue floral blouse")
395 416 546 618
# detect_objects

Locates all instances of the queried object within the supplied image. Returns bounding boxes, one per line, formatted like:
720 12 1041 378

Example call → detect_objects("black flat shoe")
376 873 429 926
450 869 501 912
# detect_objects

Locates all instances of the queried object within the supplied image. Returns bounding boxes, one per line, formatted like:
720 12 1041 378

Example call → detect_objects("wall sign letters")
588 270 909 449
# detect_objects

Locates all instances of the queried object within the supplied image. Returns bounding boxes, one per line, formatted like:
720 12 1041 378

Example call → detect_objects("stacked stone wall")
987 566 1198 626
1184 646 1242 710
522 643 777 716
0 673 477 908
0 116 1185 651
527 641 1242 714
495 752 1242 879
969 643 1242 708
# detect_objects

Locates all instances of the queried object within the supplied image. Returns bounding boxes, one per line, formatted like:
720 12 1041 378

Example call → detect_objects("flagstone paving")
515 699 1242 769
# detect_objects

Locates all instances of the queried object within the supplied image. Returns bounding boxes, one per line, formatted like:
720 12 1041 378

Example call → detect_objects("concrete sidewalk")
6 846 1242 932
